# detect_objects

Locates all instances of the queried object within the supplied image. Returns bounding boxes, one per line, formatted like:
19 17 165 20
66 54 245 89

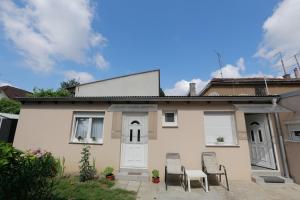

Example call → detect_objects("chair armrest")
181 165 185 173
219 164 226 172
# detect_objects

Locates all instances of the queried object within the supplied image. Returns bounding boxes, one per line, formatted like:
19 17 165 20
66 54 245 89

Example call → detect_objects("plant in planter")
102 166 115 180
152 169 160 183
216 136 224 143
77 136 83 141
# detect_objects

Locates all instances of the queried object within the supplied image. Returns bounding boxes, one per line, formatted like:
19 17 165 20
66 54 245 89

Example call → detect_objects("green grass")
52 176 136 200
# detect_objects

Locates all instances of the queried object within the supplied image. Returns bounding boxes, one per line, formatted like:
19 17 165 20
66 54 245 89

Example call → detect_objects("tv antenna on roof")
278 52 287 75
214 51 224 78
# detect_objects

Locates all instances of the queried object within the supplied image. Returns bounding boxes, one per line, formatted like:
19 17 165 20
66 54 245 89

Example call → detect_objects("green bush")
102 166 114 176
0 98 21 114
79 145 97 182
152 169 159 178
0 142 58 200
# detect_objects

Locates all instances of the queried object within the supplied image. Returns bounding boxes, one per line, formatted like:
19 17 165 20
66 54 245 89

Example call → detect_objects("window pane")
75 118 89 139
204 113 236 144
91 118 104 140
165 113 175 122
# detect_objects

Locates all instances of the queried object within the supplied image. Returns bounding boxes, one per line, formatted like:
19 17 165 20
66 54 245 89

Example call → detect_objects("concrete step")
252 170 281 177
119 167 148 173
116 171 149 182
252 174 294 184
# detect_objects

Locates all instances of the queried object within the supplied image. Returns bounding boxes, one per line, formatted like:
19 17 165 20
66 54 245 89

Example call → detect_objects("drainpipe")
273 98 290 178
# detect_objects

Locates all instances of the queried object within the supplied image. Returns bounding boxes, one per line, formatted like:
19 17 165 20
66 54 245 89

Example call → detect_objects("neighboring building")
13 69 293 183
0 85 31 99
278 90 300 184
200 77 300 96
0 113 18 143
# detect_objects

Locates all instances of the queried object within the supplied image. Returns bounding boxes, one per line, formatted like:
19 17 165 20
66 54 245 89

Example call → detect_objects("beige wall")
203 85 300 96
279 93 300 183
14 102 252 181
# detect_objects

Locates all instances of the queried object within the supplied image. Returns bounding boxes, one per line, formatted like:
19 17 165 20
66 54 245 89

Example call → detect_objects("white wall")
0 91 8 99
75 70 159 97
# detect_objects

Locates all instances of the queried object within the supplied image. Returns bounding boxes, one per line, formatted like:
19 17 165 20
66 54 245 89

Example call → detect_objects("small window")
250 130 255 142
287 123 300 141
204 112 237 145
162 111 178 127
258 130 263 142
71 112 105 144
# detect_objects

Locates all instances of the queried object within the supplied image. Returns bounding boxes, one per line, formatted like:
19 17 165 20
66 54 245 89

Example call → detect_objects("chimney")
283 73 291 79
294 68 300 78
189 82 196 96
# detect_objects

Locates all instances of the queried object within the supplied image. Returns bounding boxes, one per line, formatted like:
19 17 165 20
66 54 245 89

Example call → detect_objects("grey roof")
16 95 278 104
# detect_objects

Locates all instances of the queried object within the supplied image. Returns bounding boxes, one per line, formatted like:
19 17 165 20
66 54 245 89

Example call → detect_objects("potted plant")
77 136 83 141
152 169 160 183
216 136 224 144
103 166 115 180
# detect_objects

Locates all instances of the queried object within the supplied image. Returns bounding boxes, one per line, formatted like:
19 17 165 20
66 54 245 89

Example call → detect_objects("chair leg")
224 173 229 191
219 174 221 182
165 173 168 190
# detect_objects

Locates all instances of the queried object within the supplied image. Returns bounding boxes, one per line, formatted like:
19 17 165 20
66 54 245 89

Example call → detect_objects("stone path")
113 180 300 200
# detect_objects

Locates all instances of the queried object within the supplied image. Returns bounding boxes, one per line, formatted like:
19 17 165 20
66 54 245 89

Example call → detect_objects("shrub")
0 142 58 200
79 145 97 182
152 169 159 178
102 166 114 176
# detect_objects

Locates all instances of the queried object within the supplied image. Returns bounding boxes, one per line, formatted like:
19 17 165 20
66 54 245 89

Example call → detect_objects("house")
200 72 300 96
13 69 292 182
0 85 31 99
0 113 18 143
278 90 300 184
0 86 31 143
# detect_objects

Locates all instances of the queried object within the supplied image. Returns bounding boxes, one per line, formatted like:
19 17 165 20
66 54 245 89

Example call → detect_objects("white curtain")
91 118 104 140
75 118 89 139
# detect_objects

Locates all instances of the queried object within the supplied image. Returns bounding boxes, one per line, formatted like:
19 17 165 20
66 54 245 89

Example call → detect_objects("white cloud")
94 53 109 70
64 70 94 83
255 0 300 71
0 82 12 86
165 79 208 96
0 0 107 72
165 57 273 96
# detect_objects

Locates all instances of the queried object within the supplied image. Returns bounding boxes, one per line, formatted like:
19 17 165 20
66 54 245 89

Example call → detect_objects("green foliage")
152 169 159 178
159 88 165 97
60 79 80 89
102 166 114 176
53 177 135 200
216 136 224 142
79 145 97 182
0 98 21 114
31 87 71 97
56 157 66 177
0 142 58 200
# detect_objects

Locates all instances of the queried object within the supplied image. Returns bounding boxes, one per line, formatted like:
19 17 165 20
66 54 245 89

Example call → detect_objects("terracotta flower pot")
106 174 115 181
152 177 160 184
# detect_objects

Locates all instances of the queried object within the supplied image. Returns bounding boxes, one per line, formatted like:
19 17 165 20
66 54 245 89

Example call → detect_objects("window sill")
285 140 300 143
69 141 104 145
206 144 240 147
162 125 178 128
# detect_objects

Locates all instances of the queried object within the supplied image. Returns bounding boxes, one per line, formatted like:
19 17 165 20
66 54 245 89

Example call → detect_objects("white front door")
246 114 276 169
120 113 148 168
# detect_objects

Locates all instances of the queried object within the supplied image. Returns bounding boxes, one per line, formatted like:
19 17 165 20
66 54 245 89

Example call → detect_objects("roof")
72 69 160 88
0 112 19 119
16 95 278 104
0 85 31 99
199 77 300 95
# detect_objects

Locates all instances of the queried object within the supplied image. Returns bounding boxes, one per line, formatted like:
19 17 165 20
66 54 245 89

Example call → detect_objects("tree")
31 87 71 97
60 79 80 89
159 88 165 97
0 99 21 114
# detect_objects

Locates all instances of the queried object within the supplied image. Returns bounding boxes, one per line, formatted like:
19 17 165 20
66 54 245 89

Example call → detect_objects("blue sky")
0 0 299 95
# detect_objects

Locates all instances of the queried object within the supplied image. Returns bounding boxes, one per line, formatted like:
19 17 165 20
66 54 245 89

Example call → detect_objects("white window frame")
204 112 238 146
70 112 105 144
286 123 300 141
162 110 178 127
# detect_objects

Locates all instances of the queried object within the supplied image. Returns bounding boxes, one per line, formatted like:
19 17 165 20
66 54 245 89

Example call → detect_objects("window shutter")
148 111 157 139
111 112 122 138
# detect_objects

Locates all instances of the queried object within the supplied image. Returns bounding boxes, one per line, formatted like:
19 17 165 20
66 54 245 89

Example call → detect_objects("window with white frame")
71 112 105 144
204 112 237 145
162 111 178 127
287 123 300 141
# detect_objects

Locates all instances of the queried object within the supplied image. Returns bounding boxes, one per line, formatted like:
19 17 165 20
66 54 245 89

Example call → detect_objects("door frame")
245 113 278 170
120 112 148 169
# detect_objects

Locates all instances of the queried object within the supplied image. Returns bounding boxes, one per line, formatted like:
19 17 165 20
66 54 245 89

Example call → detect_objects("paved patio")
113 179 300 200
